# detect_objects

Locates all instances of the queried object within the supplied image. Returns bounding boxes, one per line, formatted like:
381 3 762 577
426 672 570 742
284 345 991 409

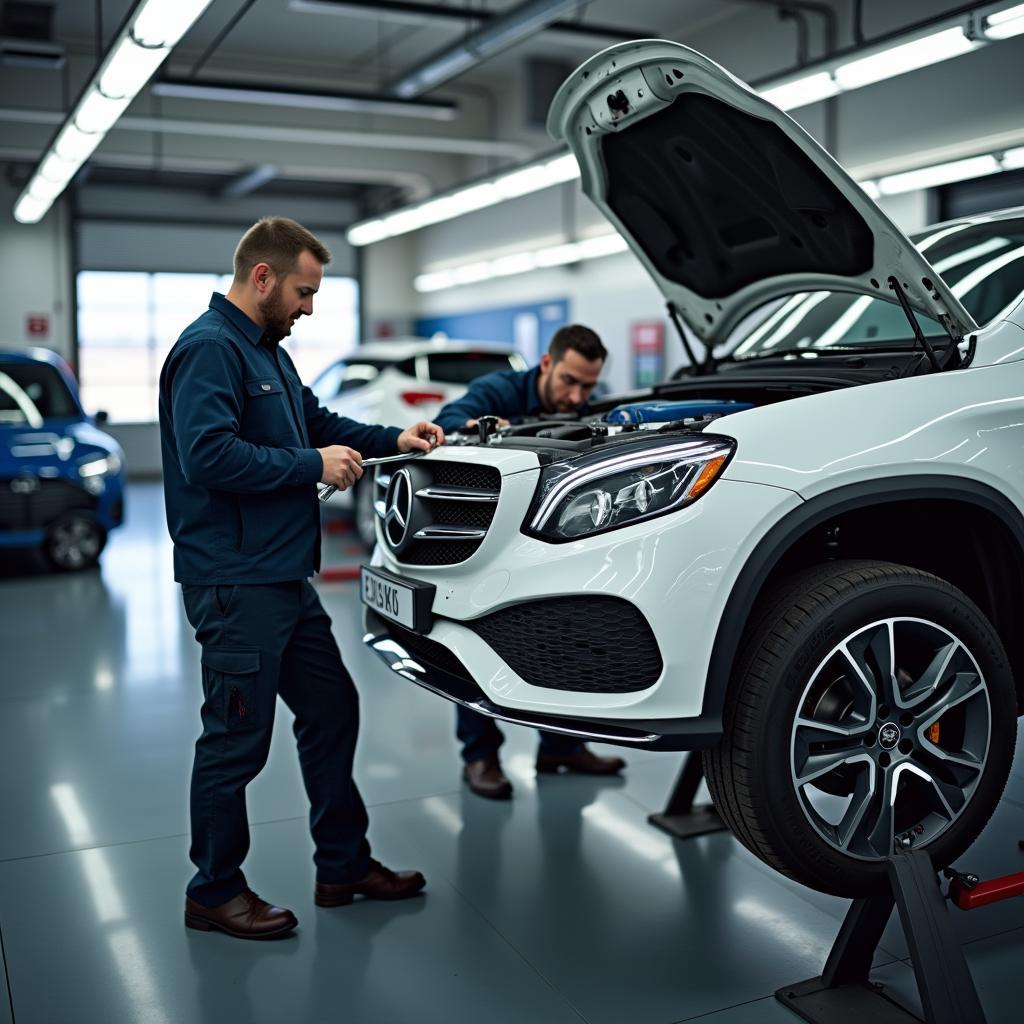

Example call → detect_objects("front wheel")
704 560 1016 897
44 514 106 571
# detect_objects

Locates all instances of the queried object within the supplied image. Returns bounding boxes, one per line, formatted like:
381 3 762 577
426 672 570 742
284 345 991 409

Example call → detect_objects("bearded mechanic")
159 216 443 939
433 324 627 800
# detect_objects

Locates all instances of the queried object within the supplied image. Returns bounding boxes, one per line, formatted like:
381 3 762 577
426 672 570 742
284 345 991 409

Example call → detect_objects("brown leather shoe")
315 859 426 907
462 758 513 799
536 744 626 776
184 890 297 939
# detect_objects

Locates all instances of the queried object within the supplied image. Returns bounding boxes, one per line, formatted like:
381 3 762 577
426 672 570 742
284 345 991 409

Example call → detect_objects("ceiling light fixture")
13 0 214 224
413 231 628 293
346 4 1024 247
150 79 459 120
983 3 1024 37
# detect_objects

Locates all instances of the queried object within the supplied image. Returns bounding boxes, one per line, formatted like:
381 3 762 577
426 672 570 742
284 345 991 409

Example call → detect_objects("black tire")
704 560 1016 897
43 514 106 571
354 477 379 550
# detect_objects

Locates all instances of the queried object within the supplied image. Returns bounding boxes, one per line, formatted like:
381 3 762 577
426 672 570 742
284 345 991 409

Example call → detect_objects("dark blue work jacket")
159 293 401 584
435 365 594 433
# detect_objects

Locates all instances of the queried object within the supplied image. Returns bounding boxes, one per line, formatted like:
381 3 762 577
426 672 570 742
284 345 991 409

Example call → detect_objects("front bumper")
364 445 802 726
364 610 722 751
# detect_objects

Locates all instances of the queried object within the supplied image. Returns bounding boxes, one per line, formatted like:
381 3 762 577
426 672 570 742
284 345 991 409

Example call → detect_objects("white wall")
0 178 74 362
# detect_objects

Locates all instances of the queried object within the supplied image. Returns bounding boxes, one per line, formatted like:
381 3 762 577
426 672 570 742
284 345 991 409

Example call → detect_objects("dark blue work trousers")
456 706 583 764
182 580 371 907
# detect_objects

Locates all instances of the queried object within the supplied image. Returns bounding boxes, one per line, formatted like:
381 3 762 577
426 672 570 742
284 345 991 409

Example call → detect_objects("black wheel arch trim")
702 475 1024 726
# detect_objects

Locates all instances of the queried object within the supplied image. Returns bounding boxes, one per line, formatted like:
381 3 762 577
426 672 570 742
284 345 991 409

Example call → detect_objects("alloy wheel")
790 617 990 860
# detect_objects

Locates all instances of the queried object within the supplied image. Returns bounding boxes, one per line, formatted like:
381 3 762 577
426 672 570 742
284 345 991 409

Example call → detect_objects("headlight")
525 435 734 542
78 453 121 478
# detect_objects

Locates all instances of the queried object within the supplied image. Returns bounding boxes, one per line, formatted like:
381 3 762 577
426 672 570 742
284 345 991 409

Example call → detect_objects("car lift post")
777 848 994 1024
647 751 728 839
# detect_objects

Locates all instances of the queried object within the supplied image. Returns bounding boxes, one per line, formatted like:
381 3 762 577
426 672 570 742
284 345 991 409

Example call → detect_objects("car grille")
377 461 501 566
463 596 663 693
0 478 96 532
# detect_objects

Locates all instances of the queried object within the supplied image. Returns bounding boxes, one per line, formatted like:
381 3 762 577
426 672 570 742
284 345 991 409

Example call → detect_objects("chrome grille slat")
413 525 487 541
415 486 498 503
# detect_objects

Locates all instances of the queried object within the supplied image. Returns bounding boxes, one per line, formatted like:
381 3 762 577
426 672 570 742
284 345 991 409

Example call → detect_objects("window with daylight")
77 272 358 422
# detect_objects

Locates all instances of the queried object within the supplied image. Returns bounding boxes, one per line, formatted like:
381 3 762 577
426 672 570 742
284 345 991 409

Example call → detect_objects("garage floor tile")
0 819 586 1024
366 777 873 1024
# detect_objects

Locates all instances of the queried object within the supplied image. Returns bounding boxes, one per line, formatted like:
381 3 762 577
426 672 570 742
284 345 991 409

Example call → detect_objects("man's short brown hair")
548 324 607 364
233 216 332 281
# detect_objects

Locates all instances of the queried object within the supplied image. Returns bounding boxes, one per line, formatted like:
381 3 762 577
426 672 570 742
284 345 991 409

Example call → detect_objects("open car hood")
548 40 978 350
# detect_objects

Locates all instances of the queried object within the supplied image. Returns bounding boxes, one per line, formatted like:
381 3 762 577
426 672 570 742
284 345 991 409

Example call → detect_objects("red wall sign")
630 320 665 387
26 314 50 338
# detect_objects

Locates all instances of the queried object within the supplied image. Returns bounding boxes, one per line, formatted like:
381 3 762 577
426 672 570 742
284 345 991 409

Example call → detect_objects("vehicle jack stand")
776 849 985 1024
647 751 728 840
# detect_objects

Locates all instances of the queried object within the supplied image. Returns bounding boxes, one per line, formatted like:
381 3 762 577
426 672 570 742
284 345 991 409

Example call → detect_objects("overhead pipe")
386 0 593 99
289 0 642 47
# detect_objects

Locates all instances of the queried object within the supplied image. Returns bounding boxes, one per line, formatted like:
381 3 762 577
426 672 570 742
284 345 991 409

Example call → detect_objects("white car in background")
310 339 526 545
360 40 1024 898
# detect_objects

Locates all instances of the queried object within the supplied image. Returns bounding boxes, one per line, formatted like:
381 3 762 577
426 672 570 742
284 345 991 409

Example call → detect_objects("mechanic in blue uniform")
434 325 626 800
160 217 443 940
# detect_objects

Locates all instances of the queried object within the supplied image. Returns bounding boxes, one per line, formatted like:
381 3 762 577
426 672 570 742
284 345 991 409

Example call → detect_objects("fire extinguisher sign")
26 314 50 338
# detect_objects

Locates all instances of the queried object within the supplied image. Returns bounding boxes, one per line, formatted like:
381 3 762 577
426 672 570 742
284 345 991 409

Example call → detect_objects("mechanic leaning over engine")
434 324 626 800
159 216 444 941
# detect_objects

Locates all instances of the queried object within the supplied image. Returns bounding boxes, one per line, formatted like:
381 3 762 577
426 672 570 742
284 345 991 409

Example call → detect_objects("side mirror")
95 410 109 425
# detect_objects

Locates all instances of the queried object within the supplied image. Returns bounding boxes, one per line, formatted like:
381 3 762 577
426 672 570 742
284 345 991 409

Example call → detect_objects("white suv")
359 41 1024 897
311 339 526 544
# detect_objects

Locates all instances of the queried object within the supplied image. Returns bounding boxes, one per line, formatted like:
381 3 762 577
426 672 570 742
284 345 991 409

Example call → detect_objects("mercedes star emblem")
384 468 413 550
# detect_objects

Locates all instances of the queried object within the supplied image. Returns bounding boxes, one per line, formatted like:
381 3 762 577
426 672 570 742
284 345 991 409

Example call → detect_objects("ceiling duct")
386 0 594 99
0 1 64 68
289 0 644 47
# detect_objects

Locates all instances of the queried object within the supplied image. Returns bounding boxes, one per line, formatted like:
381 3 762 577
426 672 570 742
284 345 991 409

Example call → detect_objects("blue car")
0 348 125 570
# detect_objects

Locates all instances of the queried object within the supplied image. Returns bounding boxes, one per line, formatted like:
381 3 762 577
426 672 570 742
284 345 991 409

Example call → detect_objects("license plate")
360 566 435 633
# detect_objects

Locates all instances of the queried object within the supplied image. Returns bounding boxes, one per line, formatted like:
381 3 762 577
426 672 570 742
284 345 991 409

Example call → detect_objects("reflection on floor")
1 482 1022 1024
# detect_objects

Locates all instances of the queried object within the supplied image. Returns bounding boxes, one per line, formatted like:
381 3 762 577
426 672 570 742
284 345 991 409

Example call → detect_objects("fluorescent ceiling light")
132 0 214 48
984 3 1024 37
13 0 215 223
74 89 134 134
834 28 978 91
347 152 578 245
413 232 626 292
877 154 1001 195
38 153 75 184
150 79 458 120
759 72 838 111
1001 146 1024 170
53 123 103 163
100 36 169 98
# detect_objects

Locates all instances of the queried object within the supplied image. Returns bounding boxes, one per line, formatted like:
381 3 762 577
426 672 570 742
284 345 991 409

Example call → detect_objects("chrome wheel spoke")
845 621 898 707
864 768 897 857
794 745 869 787
898 640 958 709
918 672 985 723
835 768 877 851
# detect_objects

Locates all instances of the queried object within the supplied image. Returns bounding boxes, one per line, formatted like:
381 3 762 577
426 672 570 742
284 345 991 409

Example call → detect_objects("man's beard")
541 372 574 413
258 281 292 343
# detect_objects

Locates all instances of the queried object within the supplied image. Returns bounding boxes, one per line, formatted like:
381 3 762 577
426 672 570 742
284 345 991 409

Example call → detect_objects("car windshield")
729 217 1024 359
425 351 517 384
0 360 78 420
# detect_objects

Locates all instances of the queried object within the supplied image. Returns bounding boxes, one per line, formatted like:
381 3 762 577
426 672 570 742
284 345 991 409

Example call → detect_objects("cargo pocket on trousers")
200 648 261 730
